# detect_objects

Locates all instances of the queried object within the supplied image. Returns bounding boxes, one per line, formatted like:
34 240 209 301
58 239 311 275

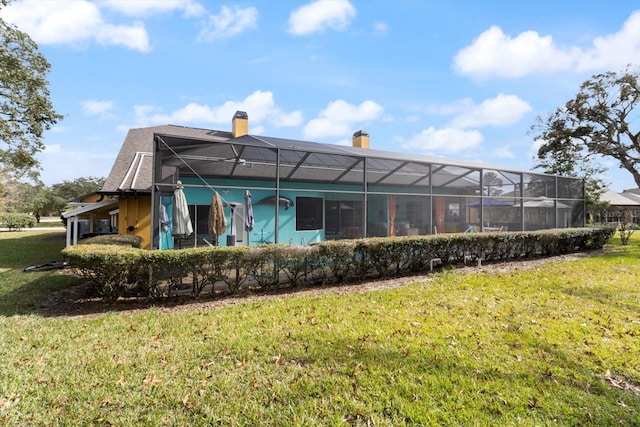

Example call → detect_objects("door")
230 204 248 246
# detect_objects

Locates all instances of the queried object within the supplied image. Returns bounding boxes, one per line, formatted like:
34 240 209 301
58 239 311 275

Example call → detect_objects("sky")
2 0 640 191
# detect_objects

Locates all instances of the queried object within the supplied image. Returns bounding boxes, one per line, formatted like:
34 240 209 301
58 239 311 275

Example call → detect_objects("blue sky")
2 0 640 190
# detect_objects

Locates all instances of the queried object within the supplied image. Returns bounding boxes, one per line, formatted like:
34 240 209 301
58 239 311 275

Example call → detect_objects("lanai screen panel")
366 158 405 188
432 164 480 195
482 169 521 197
372 160 432 187
156 137 281 181
557 176 584 199
281 150 363 184
523 173 556 198
522 199 556 230
224 144 279 180
562 199 586 227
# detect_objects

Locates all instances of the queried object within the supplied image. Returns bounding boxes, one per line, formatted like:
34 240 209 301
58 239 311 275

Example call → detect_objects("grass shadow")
557 243 640 314
0 232 67 269
0 272 84 317
295 327 639 424
0 231 81 317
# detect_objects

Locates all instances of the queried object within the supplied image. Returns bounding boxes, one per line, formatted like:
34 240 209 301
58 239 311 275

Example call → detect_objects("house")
597 189 640 224
64 111 586 249
61 192 119 246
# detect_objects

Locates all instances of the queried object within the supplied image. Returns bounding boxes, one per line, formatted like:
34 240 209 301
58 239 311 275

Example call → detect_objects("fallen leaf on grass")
142 370 161 389
182 394 193 409
116 375 126 387
0 395 20 410
605 370 640 396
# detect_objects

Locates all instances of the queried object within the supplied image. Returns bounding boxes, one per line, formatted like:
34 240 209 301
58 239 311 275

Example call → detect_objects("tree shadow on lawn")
295 328 639 424
2 270 236 318
30 271 436 319
0 273 84 317
0 232 67 269
558 283 640 314
555 247 640 314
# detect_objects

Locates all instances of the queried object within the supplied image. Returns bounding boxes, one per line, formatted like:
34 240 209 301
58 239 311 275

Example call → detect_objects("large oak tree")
0 0 62 181
0 175 105 215
531 67 640 201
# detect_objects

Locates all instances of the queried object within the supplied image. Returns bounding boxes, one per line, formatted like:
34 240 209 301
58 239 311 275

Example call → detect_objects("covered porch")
62 197 119 246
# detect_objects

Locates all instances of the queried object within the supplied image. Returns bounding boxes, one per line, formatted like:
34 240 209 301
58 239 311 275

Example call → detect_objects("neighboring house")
62 192 119 246
64 111 586 249
598 189 640 224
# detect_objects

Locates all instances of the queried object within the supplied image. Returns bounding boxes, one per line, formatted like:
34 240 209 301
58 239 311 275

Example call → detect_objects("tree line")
0 176 105 218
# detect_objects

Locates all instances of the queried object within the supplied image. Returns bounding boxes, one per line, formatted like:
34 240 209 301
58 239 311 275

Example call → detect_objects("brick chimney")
352 130 370 148
232 111 248 138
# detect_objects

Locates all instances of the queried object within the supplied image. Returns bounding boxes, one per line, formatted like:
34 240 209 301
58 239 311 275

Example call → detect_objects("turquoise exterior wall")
181 177 328 246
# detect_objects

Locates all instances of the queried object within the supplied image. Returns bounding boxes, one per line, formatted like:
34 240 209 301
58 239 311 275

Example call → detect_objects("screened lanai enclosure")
150 131 585 249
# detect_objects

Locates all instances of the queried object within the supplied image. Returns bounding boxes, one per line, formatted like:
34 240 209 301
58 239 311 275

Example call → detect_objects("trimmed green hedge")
80 234 143 248
0 213 36 231
62 227 615 301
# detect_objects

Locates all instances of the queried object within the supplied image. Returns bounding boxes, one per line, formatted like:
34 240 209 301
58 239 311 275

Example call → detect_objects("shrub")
80 234 143 248
245 245 286 290
63 227 614 302
280 244 320 287
218 246 250 293
617 221 637 246
316 240 357 283
0 213 36 231
62 244 142 301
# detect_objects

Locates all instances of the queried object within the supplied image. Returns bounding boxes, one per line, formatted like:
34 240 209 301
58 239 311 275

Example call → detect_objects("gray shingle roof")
101 125 232 193
601 189 640 206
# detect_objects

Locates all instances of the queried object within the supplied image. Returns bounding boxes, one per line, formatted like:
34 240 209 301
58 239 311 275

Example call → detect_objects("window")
296 197 323 230
109 209 119 229
325 200 364 238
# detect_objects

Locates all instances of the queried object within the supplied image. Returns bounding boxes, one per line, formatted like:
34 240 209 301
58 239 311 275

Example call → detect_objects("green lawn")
0 230 638 425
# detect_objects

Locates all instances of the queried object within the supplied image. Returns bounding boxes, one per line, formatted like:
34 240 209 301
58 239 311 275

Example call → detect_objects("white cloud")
288 0 356 36
271 111 305 127
528 138 545 162
99 0 206 18
303 99 383 139
95 21 150 51
82 100 115 117
453 26 573 79
1 0 151 52
197 6 258 42
423 94 531 128
454 10 640 79
373 21 388 36
128 91 303 131
450 94 532 128
333 138 351 146
579 10 640 71
402 127 483 154
491 145 516 159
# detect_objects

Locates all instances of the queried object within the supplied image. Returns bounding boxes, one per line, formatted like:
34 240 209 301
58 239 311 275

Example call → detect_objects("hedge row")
79 234 143 248
62 227 615 301
0 213 36 231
